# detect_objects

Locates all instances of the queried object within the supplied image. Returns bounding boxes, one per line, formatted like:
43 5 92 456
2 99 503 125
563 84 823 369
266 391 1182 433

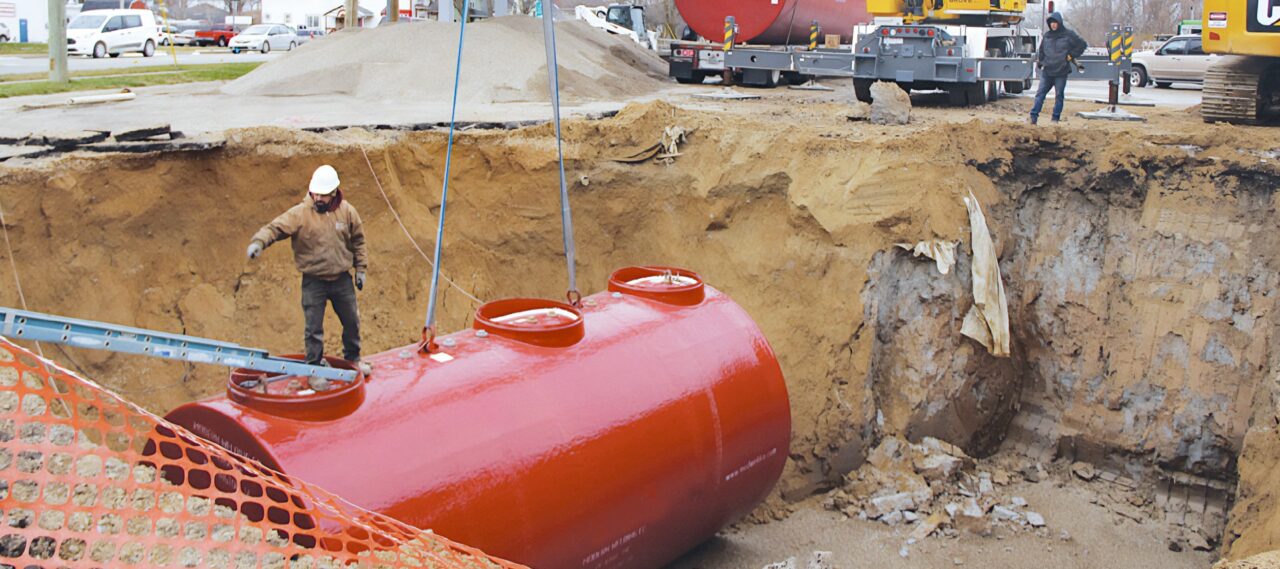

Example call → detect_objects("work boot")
353 358 373 376
1028 115 1038 125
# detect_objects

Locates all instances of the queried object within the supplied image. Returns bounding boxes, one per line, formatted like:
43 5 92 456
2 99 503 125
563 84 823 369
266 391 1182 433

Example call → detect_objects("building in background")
0 0 53 42
261 0 382 28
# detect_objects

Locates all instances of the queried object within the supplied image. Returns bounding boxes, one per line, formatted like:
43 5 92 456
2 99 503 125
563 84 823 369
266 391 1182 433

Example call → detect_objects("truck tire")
853 79 873 103
217 36 228 48
966 83 988 105
1005 79 1029 94
946 85 968 107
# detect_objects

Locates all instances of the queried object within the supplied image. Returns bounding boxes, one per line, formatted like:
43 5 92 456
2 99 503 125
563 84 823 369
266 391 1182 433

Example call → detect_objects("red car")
194 24 238 47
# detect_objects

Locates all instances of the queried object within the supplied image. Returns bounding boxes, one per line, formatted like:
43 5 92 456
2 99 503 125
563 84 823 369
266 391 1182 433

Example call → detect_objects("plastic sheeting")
961 193 1011 357
896 241 958 275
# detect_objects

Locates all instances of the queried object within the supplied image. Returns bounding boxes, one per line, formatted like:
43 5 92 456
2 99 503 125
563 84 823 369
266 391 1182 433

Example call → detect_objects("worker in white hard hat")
247 165 369 381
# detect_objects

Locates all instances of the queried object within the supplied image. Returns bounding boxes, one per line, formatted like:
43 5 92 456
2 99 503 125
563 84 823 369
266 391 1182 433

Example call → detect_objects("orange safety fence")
0 337 528 569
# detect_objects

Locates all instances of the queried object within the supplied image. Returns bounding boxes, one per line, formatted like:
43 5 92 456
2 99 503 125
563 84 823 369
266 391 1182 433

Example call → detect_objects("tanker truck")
668 0 872 86
670 0 1135 107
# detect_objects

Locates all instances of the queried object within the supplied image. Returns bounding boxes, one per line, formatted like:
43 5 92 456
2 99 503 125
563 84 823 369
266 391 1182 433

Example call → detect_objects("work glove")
355 271 366 291
246 241 263 260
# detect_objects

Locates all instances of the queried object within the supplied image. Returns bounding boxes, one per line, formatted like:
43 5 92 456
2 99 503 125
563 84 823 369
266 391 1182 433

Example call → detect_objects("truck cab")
605 4 646 38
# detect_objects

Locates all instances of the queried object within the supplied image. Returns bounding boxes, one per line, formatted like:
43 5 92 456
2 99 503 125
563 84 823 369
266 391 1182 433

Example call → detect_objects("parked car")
229 24 297 53
0 22 10 42
295 27 325 44
66 9 160 59
194 24 238 47
1130 34 1218 88
157 23 180 46
174 25 206 46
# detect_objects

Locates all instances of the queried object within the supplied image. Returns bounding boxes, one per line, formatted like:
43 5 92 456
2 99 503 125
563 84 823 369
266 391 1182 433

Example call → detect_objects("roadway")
0 49 279 76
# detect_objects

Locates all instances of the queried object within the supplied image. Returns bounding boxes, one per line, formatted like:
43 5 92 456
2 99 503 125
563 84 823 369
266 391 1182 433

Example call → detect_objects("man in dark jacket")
1030 12 1088 124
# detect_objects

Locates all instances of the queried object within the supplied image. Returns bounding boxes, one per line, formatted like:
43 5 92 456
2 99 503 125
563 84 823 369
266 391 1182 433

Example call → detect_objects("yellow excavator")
867 0 1029 25
1202 0 1280 123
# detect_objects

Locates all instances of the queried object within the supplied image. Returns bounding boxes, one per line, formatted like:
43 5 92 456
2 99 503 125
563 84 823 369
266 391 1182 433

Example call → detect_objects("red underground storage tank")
676 0 871 44
166 266 791 569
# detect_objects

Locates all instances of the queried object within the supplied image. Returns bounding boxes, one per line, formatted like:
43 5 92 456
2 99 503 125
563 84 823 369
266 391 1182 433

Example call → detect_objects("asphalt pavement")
1042 79 1203 109
0 49 278 76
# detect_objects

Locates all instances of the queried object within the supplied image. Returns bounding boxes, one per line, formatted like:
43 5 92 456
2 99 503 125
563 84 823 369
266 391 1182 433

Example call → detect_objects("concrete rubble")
822 436 1052 544
763 551 835 569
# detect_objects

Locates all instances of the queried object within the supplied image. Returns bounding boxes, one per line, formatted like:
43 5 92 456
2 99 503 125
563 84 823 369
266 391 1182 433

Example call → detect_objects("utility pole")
387 0 399 22
345 0 357 27
48 0 68 83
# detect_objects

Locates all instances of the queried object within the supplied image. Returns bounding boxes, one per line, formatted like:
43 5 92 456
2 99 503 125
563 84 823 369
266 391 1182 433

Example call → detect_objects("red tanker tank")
166 266 791 569
676 0 871 44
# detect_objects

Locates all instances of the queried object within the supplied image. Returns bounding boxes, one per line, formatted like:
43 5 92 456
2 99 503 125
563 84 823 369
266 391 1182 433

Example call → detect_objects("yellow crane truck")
1202 0 1280 123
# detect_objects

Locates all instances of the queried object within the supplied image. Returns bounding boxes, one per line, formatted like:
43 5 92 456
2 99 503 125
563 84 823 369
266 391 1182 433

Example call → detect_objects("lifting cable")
420 0 475 349
0 199 43 358
359 147 483 305
420 0 578 349
541 2 580 306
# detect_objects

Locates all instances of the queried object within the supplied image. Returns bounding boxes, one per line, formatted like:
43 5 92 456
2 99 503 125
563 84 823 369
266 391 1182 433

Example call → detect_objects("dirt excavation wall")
3 103 1280 555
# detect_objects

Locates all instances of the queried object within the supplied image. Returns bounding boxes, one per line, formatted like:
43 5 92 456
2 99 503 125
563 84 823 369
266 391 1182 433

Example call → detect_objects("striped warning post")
1122 26 1135 59
809 21 819 50
723 16 736 52
1107 24 1122 63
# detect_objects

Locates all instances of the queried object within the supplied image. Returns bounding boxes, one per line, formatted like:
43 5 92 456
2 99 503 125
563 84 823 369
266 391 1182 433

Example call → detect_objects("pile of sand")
222 16 669 103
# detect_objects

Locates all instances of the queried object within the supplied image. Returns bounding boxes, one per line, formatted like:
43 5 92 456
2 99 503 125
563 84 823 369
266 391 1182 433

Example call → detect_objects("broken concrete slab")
0 133 31 146
1025 511 1046 527
113 124 172 142
869 81 911 125
991 505 1022 523
29 130 110 148
80 139 227 154
866 492 916 518
882 510 905 526
914 453 963 483
0 145 54 162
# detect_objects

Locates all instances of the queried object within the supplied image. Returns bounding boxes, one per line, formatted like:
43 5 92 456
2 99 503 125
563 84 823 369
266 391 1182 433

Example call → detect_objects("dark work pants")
1030 74 1068 121
302 274 360 365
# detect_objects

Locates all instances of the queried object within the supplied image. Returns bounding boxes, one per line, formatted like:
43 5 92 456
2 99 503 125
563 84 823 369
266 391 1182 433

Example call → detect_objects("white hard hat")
309 165 340 195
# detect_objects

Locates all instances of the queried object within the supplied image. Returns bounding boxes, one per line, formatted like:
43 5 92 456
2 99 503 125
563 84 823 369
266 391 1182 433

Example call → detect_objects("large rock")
869 82 911 125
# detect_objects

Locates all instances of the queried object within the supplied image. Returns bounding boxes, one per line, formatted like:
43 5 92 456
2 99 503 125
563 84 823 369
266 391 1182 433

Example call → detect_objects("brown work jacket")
252 195 368 280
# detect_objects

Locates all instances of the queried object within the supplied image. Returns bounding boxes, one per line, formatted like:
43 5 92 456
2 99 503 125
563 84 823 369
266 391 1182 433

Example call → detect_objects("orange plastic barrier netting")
0 337 527 569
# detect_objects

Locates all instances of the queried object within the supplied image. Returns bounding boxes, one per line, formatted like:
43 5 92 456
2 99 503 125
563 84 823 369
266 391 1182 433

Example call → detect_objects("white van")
66 9 160 58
